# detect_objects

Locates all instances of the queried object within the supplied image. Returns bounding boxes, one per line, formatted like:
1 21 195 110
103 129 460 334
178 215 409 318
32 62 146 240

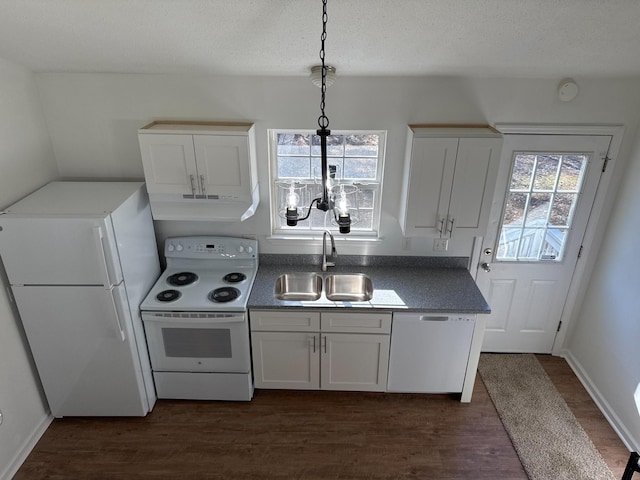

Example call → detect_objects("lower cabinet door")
251 332 320 389
320 333 390 392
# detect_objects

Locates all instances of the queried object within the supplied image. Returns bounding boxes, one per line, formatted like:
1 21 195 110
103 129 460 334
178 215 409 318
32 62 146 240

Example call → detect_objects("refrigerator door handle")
109 287 127 342
93 225 112 288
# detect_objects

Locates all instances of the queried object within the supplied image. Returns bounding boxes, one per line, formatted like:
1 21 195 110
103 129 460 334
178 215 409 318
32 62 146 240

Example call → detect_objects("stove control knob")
237 245 245 253
176 244 184 252
246 246 254 254
167 244 175 252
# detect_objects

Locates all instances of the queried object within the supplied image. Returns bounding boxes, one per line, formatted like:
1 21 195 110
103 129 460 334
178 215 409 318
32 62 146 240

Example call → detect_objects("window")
269 130 386 237
496 152 588 262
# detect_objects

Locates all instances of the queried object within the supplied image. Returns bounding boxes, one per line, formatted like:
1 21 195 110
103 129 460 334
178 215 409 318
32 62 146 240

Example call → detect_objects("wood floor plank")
14 356 627 479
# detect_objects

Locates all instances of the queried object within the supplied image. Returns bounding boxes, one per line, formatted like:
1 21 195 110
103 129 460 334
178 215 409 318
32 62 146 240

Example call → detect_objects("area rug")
478 353 616 480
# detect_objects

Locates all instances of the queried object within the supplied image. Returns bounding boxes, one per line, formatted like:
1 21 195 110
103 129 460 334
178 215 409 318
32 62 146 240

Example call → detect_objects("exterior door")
476 134 612 353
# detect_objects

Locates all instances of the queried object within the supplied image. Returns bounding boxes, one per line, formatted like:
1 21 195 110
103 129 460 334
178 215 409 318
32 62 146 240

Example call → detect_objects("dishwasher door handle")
419 316 449 322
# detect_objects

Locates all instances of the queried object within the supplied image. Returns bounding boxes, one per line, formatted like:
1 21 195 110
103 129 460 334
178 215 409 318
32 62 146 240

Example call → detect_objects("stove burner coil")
167 272 198 286
156 289 182 302
223 272 247 283
208 287 240 303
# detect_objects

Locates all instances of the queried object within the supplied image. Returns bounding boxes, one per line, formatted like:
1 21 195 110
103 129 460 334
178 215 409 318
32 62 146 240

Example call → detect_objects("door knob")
481 262 491 272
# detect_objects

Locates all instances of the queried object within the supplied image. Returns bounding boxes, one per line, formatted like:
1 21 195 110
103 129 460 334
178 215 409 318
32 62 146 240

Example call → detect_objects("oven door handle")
142 314 246 324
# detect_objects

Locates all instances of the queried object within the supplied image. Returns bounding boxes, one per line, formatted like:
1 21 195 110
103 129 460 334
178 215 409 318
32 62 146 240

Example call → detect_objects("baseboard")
1 413 53 480
563 349 640 452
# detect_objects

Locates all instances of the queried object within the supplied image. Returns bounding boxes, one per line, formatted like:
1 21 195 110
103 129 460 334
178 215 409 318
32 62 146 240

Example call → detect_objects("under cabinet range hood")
138 121 260 222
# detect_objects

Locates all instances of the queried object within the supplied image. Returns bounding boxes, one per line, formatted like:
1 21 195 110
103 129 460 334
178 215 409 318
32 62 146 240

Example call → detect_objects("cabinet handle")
447 217 455 238
312 335 316 353
437 217 445 236
199 175 206 195
322 335 327 354
189 174 196 195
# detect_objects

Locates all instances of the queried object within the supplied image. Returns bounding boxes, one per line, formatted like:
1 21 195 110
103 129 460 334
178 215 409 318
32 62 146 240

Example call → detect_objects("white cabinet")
321 333 390 391
251 331 320 389
399 126 502 238
250 310 391 392
138 121 259 221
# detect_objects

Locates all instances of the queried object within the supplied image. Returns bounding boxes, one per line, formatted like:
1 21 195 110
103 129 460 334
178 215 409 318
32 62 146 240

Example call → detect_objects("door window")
496 152 588 262
162 328 232 358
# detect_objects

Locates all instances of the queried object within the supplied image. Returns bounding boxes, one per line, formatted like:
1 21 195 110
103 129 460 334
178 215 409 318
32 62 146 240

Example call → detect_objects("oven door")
142 312 250 373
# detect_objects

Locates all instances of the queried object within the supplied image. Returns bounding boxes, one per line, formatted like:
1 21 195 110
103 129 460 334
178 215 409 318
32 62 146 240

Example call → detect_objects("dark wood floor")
15 355 629 480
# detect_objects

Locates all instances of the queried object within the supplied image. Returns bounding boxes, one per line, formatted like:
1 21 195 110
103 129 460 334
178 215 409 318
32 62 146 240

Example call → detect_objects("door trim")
493 124 625 355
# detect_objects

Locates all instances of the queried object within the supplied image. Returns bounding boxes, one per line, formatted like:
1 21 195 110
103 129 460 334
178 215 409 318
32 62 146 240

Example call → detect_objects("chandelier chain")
318 0 329 129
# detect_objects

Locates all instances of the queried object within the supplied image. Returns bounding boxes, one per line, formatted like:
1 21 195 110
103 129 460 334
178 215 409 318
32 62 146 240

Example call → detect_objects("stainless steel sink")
325 273 373 302
274 273 323 301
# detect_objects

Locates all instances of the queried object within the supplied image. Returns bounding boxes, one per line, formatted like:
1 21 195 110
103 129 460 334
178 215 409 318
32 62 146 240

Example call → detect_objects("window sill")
266 234 383 245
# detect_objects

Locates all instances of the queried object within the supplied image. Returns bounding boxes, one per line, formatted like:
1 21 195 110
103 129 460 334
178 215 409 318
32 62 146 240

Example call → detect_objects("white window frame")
268 129 386 239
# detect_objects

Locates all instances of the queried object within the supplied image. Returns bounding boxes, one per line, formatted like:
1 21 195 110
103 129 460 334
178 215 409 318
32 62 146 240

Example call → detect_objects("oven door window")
163 328 232 358
143 316 251 373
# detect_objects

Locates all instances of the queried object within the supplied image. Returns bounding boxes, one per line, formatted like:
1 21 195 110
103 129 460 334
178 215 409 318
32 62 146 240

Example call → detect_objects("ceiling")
1 0 640 78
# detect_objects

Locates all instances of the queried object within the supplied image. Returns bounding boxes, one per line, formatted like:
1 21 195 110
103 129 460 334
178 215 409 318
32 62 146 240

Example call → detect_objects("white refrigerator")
0 182 160 417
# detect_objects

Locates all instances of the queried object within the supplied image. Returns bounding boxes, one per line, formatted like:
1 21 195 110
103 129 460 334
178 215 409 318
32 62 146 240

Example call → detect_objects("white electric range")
141 236 258 401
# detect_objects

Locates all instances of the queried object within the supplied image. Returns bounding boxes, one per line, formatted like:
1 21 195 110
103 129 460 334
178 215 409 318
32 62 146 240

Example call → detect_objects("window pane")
503 193 528 225
510 155 535 190
271 129 383 236
311 157 322 178
541 229 566 261
496 151 588 262
558 155 586 191
277 156 310 178
329 159 344 179
497 227 521 259
532 155 560 191
345 134 379 157
277 133 309 155
525 193 551 226
550 193 577 226
344 157 377 179
351 210 373 230
518 228 543 259
358 189 374 209
311 134 343 156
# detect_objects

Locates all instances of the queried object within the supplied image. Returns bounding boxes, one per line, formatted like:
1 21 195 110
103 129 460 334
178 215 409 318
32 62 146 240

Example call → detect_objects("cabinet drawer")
321 312 391 334
250 310 320 332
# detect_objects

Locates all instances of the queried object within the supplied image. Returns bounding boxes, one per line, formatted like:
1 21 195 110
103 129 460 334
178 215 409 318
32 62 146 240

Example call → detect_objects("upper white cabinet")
138 121 259 222
399 126 502 238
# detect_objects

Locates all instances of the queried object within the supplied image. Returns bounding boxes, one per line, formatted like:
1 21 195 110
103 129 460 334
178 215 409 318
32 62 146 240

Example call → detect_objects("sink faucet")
322 230 337 271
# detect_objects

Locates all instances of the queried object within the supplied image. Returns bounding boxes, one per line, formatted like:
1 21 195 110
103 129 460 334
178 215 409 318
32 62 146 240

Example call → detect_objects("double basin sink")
275 272 373 302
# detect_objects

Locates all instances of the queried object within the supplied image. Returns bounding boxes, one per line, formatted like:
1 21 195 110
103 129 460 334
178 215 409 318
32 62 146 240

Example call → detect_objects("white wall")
0 58 57 479
30 72 640 453
566 129 640 451
36 74 640 257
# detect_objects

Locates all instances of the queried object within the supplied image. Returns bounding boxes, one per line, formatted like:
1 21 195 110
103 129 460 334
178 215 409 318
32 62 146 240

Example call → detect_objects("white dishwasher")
387 313 476 393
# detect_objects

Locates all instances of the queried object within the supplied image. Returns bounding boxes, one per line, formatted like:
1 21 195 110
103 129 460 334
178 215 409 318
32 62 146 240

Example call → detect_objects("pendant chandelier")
284 0 352 234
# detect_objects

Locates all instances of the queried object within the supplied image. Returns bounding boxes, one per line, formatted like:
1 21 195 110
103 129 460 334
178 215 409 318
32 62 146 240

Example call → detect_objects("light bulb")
285 183 300 227
286 184 299 209
337 186 351 234
337 186 349 214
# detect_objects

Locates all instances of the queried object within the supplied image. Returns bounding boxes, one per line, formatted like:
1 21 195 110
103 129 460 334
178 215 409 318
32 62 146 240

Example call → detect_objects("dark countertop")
248 255 491 314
